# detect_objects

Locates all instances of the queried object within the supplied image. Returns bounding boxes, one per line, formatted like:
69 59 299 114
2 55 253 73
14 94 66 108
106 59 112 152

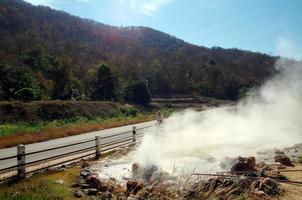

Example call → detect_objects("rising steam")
132 58 302 174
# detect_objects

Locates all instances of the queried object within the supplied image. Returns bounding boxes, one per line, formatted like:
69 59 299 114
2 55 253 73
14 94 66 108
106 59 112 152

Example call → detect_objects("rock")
80 167 91 177
79 177 86 185
231 162 253 172
81 184 90 189
98 181 115 193
87 188 98 195
144 165 158 181
247 156 256 170
126 180 144 195
87 175 102 189
71 182 80 187
81 161 90 168
82 189 89 195
54 179 64 184
131 163 144 179
74 190 84 198
274 155 295 167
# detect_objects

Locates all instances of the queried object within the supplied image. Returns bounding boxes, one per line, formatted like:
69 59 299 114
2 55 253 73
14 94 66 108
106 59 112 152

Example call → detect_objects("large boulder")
274 155 295 167
98 181 115 193
231 162 253 172
247 156 256 170
126 180 144 195
74 190 84 198
87 174 102 189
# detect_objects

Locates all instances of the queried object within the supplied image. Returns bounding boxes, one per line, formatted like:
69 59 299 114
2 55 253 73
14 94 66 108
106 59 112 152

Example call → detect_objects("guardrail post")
95 136 101 159
132 126 137 143
17 144 25 179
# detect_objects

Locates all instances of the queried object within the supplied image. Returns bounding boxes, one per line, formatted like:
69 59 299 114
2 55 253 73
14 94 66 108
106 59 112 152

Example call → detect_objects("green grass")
0 179 69 200
0 107 175 137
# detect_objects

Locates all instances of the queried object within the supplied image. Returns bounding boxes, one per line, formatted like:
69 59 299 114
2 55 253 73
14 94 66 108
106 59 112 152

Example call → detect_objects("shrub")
121 107 139 117
14 88 36 102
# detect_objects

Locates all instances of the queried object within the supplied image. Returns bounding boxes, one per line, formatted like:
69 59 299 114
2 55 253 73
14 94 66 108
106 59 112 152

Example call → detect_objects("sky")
24 0 302 59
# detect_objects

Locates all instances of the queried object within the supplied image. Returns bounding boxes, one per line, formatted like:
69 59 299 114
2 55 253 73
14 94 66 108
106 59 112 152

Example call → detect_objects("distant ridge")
0 0 276 100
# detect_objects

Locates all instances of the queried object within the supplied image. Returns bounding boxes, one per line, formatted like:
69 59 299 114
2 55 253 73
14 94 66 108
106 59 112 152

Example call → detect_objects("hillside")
0 0 277 101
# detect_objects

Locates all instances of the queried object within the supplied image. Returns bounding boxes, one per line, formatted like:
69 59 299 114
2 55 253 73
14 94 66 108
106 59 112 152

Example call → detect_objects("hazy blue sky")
24 0 302 59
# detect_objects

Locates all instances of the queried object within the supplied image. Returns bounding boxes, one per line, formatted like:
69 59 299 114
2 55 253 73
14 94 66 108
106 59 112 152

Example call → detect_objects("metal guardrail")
0 123 166 180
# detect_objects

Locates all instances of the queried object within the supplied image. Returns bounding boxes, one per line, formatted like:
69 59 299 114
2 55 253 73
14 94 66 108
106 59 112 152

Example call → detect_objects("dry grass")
0 116 154 149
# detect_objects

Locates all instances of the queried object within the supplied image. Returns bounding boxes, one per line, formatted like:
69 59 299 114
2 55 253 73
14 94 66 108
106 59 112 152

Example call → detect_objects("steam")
133 58 302 173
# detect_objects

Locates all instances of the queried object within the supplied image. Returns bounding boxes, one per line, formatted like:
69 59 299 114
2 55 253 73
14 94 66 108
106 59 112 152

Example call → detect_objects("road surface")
0 120 158 175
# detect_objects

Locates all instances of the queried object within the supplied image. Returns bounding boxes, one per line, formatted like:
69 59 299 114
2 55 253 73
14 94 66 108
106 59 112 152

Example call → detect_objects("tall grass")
0 179 69 200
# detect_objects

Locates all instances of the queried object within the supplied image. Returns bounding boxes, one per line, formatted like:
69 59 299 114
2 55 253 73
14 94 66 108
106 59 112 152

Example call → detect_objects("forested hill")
0 0 276 102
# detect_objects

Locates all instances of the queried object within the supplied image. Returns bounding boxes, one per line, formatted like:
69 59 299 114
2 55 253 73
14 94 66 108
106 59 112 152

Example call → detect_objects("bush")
123 81 151 106
121 107 139 117
14 88 36 102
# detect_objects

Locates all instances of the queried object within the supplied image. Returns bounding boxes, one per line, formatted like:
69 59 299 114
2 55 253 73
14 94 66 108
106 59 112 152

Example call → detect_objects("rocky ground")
68 143 302 200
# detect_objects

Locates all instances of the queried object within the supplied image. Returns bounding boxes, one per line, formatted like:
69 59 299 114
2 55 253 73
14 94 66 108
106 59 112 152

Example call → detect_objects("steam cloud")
133 58 302 173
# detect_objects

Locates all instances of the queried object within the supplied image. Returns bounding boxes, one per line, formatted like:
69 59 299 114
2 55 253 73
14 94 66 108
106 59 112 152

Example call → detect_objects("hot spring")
92 58 302 181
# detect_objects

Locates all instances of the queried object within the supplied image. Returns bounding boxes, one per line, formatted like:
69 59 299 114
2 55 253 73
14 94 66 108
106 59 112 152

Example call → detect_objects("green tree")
123 81 151 106
91 64 116 100
0 61 41 101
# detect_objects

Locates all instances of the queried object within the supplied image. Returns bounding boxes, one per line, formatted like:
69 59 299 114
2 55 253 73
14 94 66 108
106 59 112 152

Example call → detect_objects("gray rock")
74 190 84 198
87 188 98 195
81 184 91 189
80 168 91 177
71 182 80 187
82 189 89 195
79 177 86 184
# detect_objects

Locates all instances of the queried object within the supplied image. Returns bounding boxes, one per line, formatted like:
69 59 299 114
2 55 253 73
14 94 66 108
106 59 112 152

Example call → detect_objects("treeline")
0 61 151 105
0 0 277 102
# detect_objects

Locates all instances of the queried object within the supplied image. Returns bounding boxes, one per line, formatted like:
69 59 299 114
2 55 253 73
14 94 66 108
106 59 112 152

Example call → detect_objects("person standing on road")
157 111 163 126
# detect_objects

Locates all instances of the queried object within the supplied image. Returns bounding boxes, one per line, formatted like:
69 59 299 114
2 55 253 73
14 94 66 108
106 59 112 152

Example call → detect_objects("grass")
0 108 174 148
0 163 83 200
0 179 69 200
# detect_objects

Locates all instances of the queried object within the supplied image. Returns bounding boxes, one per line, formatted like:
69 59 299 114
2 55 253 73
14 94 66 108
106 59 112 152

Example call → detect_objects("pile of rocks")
274 151 295 167
73 161 177 199
73 161 124 199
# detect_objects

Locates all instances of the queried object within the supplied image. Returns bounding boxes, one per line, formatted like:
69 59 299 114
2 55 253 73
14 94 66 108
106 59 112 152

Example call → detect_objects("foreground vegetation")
0 164 81 200
0 179 69 200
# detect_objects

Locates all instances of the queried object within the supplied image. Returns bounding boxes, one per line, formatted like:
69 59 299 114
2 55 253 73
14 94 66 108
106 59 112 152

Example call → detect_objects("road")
0 120 158 176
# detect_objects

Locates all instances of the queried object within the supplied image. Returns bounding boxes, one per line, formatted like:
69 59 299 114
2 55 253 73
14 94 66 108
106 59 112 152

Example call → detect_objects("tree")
0 61 41 101
91 64 116 100
123 81 151 106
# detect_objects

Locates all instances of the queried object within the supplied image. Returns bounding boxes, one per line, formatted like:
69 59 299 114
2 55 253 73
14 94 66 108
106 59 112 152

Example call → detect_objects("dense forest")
0 0 277 103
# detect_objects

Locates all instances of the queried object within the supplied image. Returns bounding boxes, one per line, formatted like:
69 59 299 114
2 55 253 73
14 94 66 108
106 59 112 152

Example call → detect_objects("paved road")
0 120 158 174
